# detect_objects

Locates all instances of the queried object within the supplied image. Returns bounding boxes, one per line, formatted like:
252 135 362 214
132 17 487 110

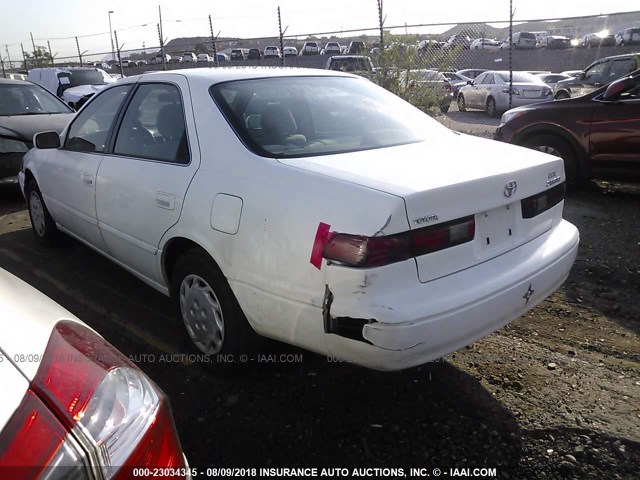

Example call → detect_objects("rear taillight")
521 183 565 218
323 216 475 268
502 86 520 95
0 321 186 479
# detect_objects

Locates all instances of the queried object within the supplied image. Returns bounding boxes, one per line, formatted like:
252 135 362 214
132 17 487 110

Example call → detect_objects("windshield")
497 72 541 83
210 76 446 158
58 69 112 88
0 83 72 115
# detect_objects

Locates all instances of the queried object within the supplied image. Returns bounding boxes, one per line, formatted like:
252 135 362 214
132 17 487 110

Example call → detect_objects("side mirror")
466 80 473 85
602 76 635 101
34 131 61 149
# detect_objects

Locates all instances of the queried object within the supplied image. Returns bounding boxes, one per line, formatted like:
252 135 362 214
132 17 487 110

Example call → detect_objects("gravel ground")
0 122 638 478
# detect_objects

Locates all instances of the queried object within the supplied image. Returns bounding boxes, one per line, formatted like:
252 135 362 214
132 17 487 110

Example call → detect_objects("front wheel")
485 96 498 117
522 134 579 185
170 249 258 361
457 94 467 112
555 91 570 100
26 179 57 245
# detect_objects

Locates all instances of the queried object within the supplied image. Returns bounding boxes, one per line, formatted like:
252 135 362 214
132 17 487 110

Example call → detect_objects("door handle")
82 172 94 186
156 192 175 210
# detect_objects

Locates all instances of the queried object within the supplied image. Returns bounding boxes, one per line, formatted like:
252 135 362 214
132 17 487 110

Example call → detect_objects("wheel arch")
162 236 220 288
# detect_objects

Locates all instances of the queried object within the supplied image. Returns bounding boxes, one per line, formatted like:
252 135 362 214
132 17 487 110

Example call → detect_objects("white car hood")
278 132 560 196
62 84 107 103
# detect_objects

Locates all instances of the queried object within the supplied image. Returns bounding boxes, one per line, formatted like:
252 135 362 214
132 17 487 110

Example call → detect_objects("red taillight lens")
521 183 565 218
323 216 475 268
0 321 186 479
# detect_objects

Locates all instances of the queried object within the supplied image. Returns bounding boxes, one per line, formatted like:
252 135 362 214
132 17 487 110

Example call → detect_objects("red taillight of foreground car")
0 321 186 480
323 216 475 268
521 183 565 219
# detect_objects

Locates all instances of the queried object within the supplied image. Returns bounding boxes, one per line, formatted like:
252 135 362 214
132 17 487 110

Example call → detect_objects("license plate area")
476 204 517 255
523 89 540 98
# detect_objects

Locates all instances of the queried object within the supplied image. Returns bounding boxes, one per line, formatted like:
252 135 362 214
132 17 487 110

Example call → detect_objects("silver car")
457 71 553 117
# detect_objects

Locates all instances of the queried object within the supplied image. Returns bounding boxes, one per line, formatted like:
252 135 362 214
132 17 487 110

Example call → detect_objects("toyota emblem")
504 181 517 198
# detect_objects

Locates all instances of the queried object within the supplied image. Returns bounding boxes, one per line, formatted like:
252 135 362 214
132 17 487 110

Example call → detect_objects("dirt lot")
0 155 638 477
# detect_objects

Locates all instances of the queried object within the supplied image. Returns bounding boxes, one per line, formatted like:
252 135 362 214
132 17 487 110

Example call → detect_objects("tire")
485 96 498 117
457 94 467 112
522 134 579 186
170 249 258 362
440 103 450 114
555 91 570 100
26 179 57 245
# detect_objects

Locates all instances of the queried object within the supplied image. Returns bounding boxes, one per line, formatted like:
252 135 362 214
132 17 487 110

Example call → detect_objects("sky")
1 0 639 63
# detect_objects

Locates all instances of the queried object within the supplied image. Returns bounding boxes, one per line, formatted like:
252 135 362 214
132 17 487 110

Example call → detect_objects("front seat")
260 104 306 146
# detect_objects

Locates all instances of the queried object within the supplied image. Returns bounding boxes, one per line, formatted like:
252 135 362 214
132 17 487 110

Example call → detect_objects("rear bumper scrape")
323 284 377 344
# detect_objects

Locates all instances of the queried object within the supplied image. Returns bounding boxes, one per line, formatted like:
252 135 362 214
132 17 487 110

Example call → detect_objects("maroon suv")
494 70 640 185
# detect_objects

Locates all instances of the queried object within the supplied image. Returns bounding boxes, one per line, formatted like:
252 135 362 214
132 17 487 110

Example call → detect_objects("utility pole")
21 44 28 73
30 32 38 65
108 11 115 62
209 15 218 67
75 37 83 66
158 23 166 70
5 45 12 70
1 56 5 78
278 7 285 67
377 0 384 52
47 41 54 66
114 30 124 76
508 0 514 109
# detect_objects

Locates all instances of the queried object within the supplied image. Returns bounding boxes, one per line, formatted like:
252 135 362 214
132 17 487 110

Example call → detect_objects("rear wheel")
485 96 498 117
457 94 467 112
522 134 579 185
26 179 57 245
555 91 570 100
170 249 258 363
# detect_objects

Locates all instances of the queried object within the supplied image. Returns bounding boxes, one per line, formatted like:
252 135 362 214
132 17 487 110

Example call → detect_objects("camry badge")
504 181 517 198
523 283 535 304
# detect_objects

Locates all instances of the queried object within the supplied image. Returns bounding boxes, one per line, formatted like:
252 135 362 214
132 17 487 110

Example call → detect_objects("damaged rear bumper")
323 220 579 371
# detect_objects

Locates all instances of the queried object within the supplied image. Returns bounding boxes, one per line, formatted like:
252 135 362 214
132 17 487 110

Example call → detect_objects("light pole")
108 10 115 62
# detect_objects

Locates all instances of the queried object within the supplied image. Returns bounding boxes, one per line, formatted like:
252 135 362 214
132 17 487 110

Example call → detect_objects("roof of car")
0 77 29 85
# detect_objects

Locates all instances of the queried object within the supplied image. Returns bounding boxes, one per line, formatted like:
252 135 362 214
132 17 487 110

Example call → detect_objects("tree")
23 47 53 68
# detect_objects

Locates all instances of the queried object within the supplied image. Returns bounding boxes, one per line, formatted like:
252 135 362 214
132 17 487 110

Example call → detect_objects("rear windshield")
497 72 541 83
210 76 445 158
520 32 536 39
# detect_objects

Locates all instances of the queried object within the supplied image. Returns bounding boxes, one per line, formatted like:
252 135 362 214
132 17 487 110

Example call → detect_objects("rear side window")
114 83 189 164
608 59 637 80
65 85 132 153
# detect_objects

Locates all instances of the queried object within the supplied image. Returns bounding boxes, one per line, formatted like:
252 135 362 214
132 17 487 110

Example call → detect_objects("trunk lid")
279 133 565 282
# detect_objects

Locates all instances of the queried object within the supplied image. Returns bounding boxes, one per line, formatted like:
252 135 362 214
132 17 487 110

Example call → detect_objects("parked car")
535 73 573 89
457 70 553 116
553 53 640 99
283 46 298 57
456 68 487 80
247 48 262 60
496 70 640 185
501 32 537 49
197 53 212 64
230 48 247 60
215 53 230 62
470 38 501 50
561 70 583 77
400 69 453 113
540 36 572 49
444 34 471 50
323 42 342 55
20 68 579 371
346 41 365 54
442 71 472 96
615 27 640 46
418 39 445 52
580 33 615 48
325 55 375 73
300 41 320 55
0 267 189 476
0 78 74 186
182 52 197 63
26 67 116 110
263 46 281 59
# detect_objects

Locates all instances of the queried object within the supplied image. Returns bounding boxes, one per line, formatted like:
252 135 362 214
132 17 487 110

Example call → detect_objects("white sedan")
0 268 189 476
20 68 579 371
457 70 553 117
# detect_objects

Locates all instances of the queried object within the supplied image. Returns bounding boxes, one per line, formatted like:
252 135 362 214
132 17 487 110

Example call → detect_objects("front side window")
65 85 132 153
211 76 446 159
584 62 607 81
114 83 189 164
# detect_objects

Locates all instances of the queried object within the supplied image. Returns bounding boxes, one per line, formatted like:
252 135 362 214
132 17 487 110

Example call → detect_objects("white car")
263 46 281 59
299 41 319 55
20 68 579 371
182 52 197 63
457 70 553 117
283 46 298 57
26 67 116 110
197 53 212 64
0 268 189 475
470 38 501 50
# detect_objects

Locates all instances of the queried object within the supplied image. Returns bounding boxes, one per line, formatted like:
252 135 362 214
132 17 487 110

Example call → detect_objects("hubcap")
29 191 46 237
179 274 225 354
535 145 561 157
